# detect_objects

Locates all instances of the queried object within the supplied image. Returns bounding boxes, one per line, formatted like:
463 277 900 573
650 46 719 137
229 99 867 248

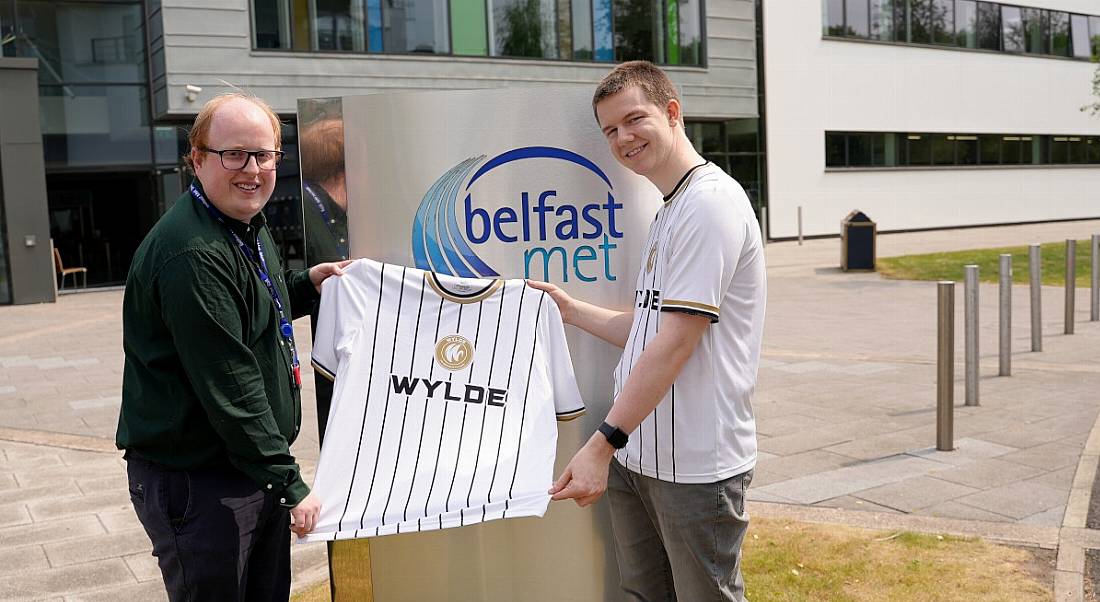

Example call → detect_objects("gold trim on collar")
427 272 503 304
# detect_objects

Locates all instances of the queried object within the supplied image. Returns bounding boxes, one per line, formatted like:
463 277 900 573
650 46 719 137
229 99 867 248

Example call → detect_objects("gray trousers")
607 460 752 602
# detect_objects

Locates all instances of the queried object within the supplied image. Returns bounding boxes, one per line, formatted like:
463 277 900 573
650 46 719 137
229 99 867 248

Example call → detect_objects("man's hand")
526 279 577 325
309 260 354 292
549 432 617 507
290 492 322 538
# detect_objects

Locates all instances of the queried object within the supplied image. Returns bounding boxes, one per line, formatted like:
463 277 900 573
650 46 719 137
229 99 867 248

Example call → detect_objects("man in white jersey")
529 61 766 601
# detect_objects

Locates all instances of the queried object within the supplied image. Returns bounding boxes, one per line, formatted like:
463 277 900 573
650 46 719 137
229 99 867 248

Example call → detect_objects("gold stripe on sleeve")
311 359 337 382
661 299 720 315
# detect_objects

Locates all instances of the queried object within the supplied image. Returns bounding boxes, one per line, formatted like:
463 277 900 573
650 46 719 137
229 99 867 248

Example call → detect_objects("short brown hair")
183 92 282 172
299 118 345 184
592 61 680 124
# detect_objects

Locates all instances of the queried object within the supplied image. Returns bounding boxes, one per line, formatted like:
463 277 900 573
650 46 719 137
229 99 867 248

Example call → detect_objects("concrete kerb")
1054 405 1100 602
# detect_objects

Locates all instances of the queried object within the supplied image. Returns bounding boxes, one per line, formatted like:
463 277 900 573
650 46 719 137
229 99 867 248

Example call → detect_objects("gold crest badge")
646 242 659 273
435 335 474 371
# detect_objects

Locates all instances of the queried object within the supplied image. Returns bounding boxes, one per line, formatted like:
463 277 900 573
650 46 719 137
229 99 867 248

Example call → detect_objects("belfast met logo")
411 146 624 282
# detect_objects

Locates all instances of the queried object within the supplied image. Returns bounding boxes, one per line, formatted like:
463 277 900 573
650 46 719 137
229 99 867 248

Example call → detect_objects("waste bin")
841 210 876 271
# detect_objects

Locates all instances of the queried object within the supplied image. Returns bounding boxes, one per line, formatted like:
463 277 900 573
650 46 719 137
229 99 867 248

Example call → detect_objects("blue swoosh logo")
412 146 613 277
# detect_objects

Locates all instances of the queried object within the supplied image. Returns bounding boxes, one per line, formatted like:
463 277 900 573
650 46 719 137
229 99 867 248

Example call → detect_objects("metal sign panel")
306 87 663 601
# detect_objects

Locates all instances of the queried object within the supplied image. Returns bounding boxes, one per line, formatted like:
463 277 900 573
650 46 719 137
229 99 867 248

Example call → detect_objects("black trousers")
125 454 292 602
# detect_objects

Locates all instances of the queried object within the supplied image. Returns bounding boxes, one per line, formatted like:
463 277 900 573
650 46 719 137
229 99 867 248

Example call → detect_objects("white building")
763 0 1100 238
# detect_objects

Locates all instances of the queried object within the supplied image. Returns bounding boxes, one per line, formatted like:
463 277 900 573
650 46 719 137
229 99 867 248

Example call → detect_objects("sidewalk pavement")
0 218 1097 600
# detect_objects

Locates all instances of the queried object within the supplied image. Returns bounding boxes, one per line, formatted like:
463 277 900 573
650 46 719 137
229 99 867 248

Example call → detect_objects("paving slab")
854 476 981 513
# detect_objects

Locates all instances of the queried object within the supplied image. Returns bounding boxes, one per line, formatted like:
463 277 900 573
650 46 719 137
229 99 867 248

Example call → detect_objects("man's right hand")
290 492 321 538
526 279 577 325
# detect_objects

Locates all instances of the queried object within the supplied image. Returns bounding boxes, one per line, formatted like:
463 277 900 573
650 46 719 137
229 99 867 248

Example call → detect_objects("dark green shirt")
117 182 319 507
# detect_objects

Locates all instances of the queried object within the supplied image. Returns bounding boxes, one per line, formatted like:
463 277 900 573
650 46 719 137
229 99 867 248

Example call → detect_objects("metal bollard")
1092 234 1098 321
999 254 1011 376
1029 244 1042 352
1066 239 1076 335
937 281 955 452
797 206 803 246
964 265 979 406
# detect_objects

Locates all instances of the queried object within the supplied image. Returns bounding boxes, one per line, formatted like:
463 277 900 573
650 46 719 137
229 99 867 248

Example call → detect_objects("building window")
825 0 1099 61
251 0 702 64
827 131 1100 168
686 119 766 209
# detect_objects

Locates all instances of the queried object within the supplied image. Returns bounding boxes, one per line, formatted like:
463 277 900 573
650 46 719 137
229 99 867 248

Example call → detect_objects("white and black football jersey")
613 162 766 484
305 258 584 541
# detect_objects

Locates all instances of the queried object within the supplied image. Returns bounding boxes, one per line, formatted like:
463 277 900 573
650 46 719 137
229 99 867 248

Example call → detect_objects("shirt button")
266 484 273 490
280 497 286 504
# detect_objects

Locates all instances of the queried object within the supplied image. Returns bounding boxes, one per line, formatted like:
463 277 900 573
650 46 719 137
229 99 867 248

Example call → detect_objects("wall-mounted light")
185 84 202 102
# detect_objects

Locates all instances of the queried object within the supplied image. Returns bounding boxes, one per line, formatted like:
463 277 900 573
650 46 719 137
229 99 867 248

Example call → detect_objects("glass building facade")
0 0 767 298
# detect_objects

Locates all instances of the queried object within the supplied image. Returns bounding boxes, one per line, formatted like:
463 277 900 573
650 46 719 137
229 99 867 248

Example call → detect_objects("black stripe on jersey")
503 290 546 517
358 266 407 538
671 384 676 483
445 301 484 526
336 262 387 538
465 281 509 525
485 281 527 511
633 200 675 478
481 281 510 523
420 300 460 532
311 358 337 382
381 273 427 533
408 294 445 530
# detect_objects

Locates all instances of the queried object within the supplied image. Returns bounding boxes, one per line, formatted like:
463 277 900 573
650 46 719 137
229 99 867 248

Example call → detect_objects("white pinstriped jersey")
612 163 766 484
305 259 584 541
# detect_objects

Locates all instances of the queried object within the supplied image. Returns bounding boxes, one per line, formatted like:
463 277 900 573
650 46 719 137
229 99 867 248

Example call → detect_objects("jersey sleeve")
659 181 749 324
540 293 585 421
311 259 370 381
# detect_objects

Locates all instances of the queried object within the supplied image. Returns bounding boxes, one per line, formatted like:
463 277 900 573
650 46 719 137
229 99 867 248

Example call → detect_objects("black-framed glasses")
202 148 284 171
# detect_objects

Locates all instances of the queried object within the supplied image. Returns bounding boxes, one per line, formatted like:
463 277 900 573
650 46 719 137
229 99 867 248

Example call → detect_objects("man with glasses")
117 93 350 600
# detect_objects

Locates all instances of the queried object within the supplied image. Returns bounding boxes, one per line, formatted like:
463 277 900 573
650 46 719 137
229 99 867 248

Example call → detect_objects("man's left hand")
309 260 354 292
549 432 616 507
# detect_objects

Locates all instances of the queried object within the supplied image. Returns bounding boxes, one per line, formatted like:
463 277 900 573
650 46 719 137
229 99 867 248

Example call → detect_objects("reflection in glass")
493 0 559 58
870 0 894 41
1091 17 1100 59
1088 138 1100 164
614 0 662 62
954 135 978 165
1071 14 1090 58
1021 8 1046 55
255 0 293 48
907 134 932 165
824 0 845 36
572 0 593 58
930 0 954 45
930 134 954 165
909 0 932 43
593 0 613 60
1001 136 1022 164
1050 11 1069 57
955 0 976 47
15 1 146 84
846 0 870 37
1001 6 1022 52
825 132 846 167
382 0 449 53
975 2 999 50
678 0 702 65
40 85 152 168
848 133 875 166
313 0 365 51
978 134 1001 164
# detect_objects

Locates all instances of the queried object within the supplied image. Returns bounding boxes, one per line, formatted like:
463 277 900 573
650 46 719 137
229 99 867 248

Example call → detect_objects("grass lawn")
877 239 1095 287
291 518 1052 601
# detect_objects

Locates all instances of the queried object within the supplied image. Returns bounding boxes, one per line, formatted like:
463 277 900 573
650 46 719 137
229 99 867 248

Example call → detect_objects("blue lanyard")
303 182 348 259
190 184 302 388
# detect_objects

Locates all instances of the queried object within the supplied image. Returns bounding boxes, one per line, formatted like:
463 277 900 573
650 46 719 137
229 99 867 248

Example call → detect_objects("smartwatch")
597 422 629 449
